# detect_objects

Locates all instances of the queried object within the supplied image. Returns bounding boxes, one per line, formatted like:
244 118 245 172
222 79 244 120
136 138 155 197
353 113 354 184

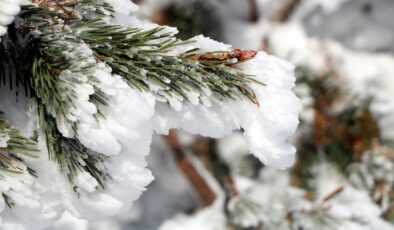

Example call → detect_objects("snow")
158 162 394 230
232 169 307 229
74 173 99 193
293 0 349 17
159 205 226 230
217 132 249 165
349 150 394 211
217 11 394 141
126 1 394 229
50 212 88 230
0 0 23 38
104 0 139 15
309 163 394 230
0 0 302 229
159 150 227 230
259 22 394 141
299 0 394 53
0 132 10 148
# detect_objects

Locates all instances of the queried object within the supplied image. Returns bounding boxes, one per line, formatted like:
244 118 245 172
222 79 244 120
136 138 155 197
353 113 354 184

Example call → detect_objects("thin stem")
271 0 301 22
166 130 217 206
249 0 259 22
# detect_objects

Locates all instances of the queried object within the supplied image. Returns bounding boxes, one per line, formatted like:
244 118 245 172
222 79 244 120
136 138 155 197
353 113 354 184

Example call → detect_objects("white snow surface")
262 23 394 141
158 164 394 230
0 0 23 37
222 16 394 141
159 152 227 230
0 133 10 148
104 0 139 15
130 1 394 229
0 1 301 229
293 0 349 17
308 163 394 230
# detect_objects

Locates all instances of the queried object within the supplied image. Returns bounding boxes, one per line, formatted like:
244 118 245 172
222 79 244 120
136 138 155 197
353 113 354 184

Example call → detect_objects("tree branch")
271 0 301 22
166 130 217 206
249 0 259 22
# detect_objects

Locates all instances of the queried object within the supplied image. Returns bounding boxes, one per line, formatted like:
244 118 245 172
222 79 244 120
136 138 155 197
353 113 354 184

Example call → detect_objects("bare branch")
166 131 217 206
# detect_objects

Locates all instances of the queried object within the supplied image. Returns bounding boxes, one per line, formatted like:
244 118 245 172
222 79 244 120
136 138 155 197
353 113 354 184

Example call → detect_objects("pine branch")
19 1 262 107
74 19 262 105
0 25 35 95
34 100 110 193
0 114 39 175
0 0 264 198
2 193 15 208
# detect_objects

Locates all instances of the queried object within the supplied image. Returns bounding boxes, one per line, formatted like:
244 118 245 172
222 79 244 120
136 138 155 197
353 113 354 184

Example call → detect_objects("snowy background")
49 0 394 229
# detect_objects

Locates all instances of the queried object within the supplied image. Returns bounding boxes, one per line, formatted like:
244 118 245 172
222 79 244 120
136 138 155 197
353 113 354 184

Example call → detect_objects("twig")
192 136 240 214
383 202 394 220
271 0 301 22
166 130 217 206
323 186 345 203
304 186 345 214
226 176 240 197
188 49 257 62
249 0 259 22
262 0 301 52
31 0 78 17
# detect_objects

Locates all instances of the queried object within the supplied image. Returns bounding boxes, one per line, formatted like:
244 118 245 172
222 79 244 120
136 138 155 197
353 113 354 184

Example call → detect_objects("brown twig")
323 186 345 203
188 49 257 63
383 202 394 220
304 186 345 215
249 0 259 22
31 0 78 16
271 0 301 22
226 176 240 197
191 136 241 215
261 0 301 53
166 130 217 206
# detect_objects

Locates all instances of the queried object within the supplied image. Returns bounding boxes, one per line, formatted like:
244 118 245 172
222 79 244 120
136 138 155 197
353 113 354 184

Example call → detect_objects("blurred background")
52 0 394 229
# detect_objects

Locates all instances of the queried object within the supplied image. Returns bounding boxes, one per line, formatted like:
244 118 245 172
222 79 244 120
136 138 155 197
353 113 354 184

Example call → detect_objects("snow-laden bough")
0 0 301 229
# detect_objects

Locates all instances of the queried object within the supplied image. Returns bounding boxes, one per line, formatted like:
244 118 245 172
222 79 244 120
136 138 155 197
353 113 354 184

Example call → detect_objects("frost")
293 0 349 16
104 0 139 15
349 150 394 212
0 0 23 38
159 205 226 230
50 212 88 230
259 22 394 141
159 164 394 230
0 1 302 229
307 163 394 230
159 152 227 230
0 133 10 148
74 173 99 193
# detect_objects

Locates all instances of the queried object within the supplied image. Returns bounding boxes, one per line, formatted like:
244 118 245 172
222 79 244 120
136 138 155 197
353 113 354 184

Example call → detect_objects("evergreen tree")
0 0 300 228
